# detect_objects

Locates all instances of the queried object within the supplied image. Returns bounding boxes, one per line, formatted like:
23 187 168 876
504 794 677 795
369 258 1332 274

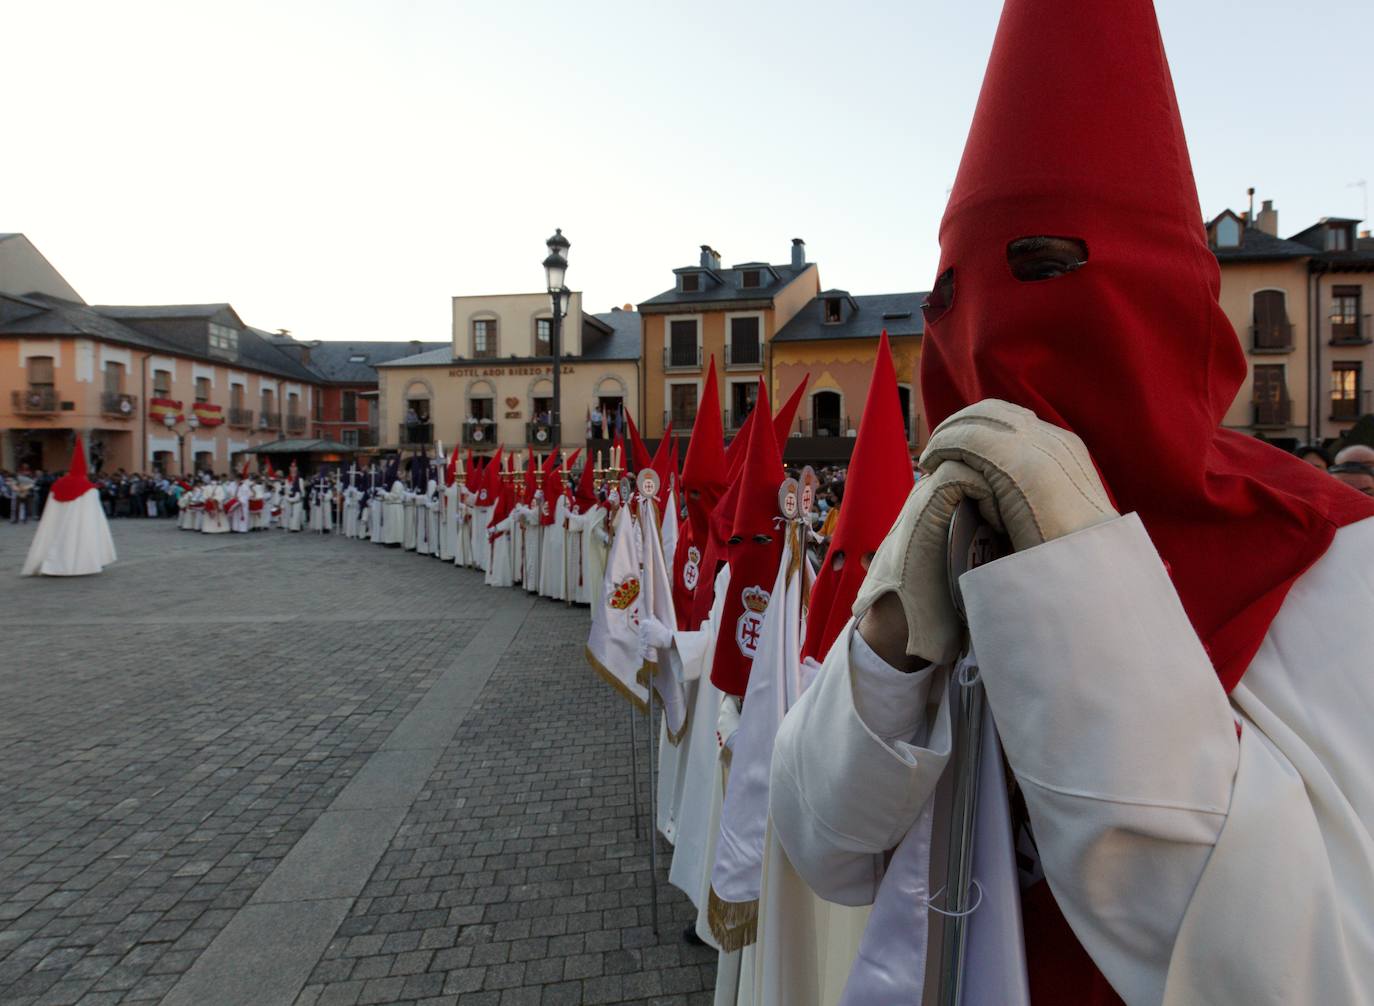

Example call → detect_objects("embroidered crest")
683 546 701 591
609 577 641 611
734 585 770 658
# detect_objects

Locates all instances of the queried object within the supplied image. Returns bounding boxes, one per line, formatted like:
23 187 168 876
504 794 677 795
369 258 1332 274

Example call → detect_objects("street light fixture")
164 411 200 475
542 228 571 447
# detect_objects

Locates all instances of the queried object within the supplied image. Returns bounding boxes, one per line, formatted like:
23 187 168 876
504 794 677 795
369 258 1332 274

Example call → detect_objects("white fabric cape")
21 488 116 576
639 496 686 742
540 497 570 599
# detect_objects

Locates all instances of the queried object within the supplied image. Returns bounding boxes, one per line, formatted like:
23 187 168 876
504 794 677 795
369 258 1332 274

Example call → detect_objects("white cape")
22 489 117 576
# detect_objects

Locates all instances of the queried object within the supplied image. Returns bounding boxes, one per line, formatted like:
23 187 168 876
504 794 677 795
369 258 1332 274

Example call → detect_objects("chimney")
1246 187 1255 224
1255 199 1279 237
410 339 422 349
791 237 806 269
700 245 713 269
710 247 722 270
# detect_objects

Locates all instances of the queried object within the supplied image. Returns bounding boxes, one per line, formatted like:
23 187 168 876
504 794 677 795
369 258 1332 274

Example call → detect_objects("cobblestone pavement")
0 520 707 1005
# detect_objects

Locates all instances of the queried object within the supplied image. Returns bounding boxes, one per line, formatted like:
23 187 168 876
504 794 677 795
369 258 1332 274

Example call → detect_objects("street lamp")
542 228 570 446
164 412 200 475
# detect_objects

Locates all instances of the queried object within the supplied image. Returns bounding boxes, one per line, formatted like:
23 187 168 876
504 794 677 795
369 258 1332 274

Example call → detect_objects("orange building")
638 240 819 439
0 234 321 475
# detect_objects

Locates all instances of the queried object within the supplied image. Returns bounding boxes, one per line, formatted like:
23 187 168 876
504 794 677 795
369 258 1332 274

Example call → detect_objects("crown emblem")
741 585 770 614
609 577 641 610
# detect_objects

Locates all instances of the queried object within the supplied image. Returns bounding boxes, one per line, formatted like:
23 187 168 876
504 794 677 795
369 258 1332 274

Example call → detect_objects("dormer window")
1214 215 1242 248
741 269 761 289
681 273 701 293
1327 225 1351 251
824 298 843 323
348 354 368 364
208 322 238 356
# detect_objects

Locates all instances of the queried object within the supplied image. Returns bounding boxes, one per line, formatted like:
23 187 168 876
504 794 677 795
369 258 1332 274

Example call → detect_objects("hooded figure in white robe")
177 488 194 530
201 482 230 534
518 499 541 590
402 486 418 550
370 487 386 544
230 479 251 532
285 477 306 531
22 437 116 577
382 481 406 547
540 495 570 600
341 484 358 538
441 481 459 561
568 503 610 605
484 501 517 588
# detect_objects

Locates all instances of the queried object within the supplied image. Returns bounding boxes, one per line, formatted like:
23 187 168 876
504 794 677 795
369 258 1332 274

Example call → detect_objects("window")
824 298 843 323
668 319 698 367
1333 362 1361 421
670 384 698 426
535 318 552 355
27 356 54 389
532 396 552 424
741 269 761 289
1327 226 1351 252
208 323 238 354
195 377 211 403
729 316 761 367
473 319 498 357
342 429 360 447
312 394 322 421
470 397 494 422
1214 216 1242 248
287 393 300 416
680 273 701 293
731 381 758 429
103 361 124 394
348 353 368 364
1252 364 1289 426
1252 290 1291 350
342 391 358 422
230 384 244 409
194 451 213 472
153 369 172 397
261 388 274 410
1331 286 1363 343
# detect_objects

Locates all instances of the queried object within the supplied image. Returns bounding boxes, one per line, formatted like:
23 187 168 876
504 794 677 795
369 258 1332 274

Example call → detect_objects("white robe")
382 483 406 546
22 488 117 576
231 482 251 533
427 491 442 556
485 510 517 588
540 497 570 599
772 513 1374 1006
440 485 458 561
568 505 609 605
403 492 418 550
370 492 385 543
286 483 305 532
519 506 542 590
201 485 230 533
471 505 492 571
342 487 358 538
454 492 473 568
177 492 194 530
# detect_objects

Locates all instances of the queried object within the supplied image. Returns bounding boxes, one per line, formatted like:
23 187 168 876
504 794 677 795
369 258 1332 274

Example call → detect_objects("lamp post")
542 228 570 447
164 412 200 476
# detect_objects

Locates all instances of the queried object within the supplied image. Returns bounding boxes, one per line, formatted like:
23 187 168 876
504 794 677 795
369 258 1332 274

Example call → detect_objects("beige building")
377 291 640 459
1211 200 1374 447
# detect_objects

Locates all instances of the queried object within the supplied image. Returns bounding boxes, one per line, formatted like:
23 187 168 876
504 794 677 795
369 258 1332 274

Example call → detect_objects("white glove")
852 459 995 668
638 616 674 661
920 399 1118 553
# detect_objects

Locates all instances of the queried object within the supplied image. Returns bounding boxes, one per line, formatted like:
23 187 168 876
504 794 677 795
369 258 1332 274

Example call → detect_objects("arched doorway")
812 391 842 437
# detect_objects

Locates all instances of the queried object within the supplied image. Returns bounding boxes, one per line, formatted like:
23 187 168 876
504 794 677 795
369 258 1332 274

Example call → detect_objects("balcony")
526 421 559 447
101 392 138 418
724 408 755 432
725 341 762 370
400 422 434 446
228 407 255 428
286 414 308 435
258 411 282 431
1250 322 1293 354
663 344 701 371
1252 399 1292 428
12 388 59 414
798 416 853 438
461 422 493 447
663 409 698 431
1329 314 1372 346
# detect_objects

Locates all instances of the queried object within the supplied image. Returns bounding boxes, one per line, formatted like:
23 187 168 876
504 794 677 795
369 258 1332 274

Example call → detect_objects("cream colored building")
377 292 640 459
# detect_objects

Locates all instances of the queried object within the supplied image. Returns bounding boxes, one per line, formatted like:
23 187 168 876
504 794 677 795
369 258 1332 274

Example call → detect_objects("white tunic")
540 497 570 599
22 488 117 576
231 482 251 533
772 513 1374 1006
382 482 406 546
485 510 517 588
441 484 459 561
201 485 230 533
403 491 418 550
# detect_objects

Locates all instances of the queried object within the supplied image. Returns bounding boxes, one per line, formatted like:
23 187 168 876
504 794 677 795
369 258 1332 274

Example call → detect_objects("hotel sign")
448 364 574 378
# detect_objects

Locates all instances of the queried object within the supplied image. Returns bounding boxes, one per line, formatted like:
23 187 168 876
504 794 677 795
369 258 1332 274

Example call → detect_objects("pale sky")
4 0 1371 343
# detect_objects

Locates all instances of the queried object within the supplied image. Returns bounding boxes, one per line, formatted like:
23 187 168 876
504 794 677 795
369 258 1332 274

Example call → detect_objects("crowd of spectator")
1 469 199 522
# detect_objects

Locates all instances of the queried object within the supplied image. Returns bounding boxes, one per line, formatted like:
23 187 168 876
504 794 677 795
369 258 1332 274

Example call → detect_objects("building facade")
0 235 322 475
638 240 820 439
376 292 640 459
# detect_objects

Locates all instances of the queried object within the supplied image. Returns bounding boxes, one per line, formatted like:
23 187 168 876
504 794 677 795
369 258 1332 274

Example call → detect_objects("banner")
149 398 183 423
585 505 649 711
193 402 224 427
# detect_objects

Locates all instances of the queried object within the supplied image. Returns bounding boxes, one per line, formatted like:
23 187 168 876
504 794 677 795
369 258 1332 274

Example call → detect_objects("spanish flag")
193 402 224 427
149 398 183 423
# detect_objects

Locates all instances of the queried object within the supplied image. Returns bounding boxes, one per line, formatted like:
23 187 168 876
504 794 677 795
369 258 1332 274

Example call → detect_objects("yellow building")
376 292 640 459
638 240 819 438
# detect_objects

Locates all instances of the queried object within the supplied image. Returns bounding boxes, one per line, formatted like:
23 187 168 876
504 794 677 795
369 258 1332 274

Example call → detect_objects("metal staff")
936 500 1008 1006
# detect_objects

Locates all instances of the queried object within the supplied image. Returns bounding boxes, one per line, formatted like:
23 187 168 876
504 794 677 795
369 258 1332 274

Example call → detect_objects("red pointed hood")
920 0 1373 692
574 453 598 513
649 422 675 509
476 447 503 507
625 412 654 474
804 333 914 661
523 452 539 505
682 357 727 541
771 374 808 448
709 382 786 697
50 435 95 503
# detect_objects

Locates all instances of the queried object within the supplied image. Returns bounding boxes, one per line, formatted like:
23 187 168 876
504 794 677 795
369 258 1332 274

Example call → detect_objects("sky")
4 0 1372 343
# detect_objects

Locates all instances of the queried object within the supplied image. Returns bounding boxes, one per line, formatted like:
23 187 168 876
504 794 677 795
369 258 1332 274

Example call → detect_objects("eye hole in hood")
1007 236 1088 282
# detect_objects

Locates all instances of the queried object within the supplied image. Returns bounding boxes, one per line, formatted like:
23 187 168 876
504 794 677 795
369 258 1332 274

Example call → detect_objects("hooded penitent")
709 381 786 698
22 435 117 577
674 357 727 629
804 332 913 662
476 447 503 507
573 453 598 514
921 1 1374 1001
922 0 1373 697
542 449 578 525
625 412 654 474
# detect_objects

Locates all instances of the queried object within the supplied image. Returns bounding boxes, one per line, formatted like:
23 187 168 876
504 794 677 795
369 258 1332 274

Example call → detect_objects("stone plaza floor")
0 519 709 1006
